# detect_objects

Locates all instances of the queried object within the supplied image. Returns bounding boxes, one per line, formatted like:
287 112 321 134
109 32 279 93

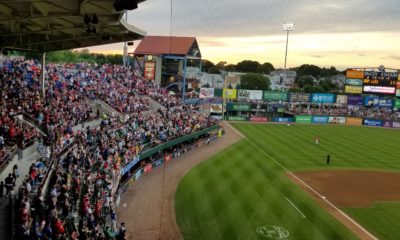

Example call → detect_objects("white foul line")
285 197 306 218
223 121 246 139
244 138 379 240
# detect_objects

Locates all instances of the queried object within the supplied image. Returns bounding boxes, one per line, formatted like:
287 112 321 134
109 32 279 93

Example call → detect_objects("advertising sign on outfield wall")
328 116 346 124
336 95 348 104
250 117 268 122
273 117 294 122
210 104 223 113
395 99 400 109
363 85 396 95
347 95 363 105
345 78 363 86
199 88 215 98
311 93 335 103
393 122 400 128
312 116 329 123
345 85 363 94
382 121 393 128
295 115 312 123
346 69 364 79
223 89 237 99
289 93 310 102
227 103 251 111
345 117 363 126
237 90 263 100
263 91 288 101
363 119 383 127
364 97 394 107
226 116 247 121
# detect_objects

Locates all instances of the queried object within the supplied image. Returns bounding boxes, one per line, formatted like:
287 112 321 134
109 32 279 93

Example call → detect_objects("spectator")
5 173 14 197
0 180 4 197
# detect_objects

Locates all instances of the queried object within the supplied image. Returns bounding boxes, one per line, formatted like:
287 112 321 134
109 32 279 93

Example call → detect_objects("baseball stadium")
1 1 400 240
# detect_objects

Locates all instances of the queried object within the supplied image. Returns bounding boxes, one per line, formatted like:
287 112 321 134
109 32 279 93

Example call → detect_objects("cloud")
128 0 400 37
383 55 400 60
87 1 400 69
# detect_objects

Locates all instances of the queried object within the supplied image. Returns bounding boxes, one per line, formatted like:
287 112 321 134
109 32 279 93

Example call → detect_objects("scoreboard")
363 71 397 87
362 71 398 94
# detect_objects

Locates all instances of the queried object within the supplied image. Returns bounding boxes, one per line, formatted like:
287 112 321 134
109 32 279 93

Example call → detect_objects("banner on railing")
122 155 140 175
135 169 143 180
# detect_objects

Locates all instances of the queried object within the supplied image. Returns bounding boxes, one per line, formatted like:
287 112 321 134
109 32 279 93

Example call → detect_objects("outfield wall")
227 115 400 129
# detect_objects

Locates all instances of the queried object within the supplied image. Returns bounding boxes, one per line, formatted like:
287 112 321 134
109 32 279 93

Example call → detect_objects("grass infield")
175 124 400 240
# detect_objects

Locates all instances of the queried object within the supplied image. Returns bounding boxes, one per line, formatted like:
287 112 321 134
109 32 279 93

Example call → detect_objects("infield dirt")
289 170 400 240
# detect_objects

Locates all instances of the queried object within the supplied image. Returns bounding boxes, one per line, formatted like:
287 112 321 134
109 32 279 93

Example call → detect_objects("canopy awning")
0 0 147 52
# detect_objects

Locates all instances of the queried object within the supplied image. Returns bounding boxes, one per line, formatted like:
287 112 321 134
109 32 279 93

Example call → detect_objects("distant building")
269 69 297 91
319 74 346 91
185 67 224 88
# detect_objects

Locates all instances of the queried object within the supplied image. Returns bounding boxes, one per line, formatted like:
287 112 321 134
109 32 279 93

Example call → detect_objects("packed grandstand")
0 58 217 239
1 57 400 240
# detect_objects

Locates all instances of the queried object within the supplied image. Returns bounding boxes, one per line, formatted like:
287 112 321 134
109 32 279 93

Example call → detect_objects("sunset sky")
88 0 400 70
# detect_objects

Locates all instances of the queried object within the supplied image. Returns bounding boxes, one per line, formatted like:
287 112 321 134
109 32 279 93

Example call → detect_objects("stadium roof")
134 36 201 58
0 0 147 53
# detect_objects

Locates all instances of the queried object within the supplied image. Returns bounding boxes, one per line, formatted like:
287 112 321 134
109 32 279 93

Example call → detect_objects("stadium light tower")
282 23 295 86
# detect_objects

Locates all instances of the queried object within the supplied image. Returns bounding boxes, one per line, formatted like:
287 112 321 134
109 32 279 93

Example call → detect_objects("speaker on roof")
114 0 138 11
125 0 138 10
127 42 134 46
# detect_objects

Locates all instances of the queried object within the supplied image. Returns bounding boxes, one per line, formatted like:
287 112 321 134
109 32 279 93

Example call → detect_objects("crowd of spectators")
0 57 217 240
289 103 400 121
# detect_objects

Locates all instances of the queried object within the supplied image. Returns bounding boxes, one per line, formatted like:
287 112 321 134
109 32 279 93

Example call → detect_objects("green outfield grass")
345 202 400 240
232 124 400 171
175 124 400 240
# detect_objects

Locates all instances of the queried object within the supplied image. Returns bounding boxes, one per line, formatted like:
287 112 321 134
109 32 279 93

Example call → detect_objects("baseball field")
175 124 400 240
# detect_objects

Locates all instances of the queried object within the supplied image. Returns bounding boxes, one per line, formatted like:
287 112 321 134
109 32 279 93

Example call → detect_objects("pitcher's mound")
290 170 400 207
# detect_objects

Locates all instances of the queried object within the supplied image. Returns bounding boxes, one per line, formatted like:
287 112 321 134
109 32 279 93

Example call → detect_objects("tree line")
9 49 124 65
202 59 343 93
